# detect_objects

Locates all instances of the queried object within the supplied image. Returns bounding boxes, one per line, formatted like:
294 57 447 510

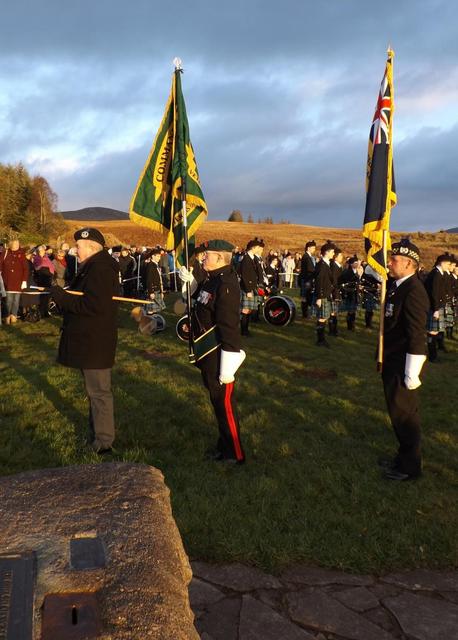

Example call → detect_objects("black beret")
391 238 420 263
435 251 453 264
74 227 105 247
320 241 336 255
246 237 265 251
348 255 360 265
201 239 235 252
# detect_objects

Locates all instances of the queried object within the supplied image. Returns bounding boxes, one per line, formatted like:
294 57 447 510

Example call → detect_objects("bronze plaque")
41 592 101 640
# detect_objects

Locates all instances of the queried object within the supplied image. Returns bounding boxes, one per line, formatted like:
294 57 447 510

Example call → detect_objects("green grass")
1 292 457 575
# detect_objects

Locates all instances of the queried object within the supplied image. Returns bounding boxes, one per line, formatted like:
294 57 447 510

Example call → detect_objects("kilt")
427 307 445 332
145 293 165 314
241 290 262 311
314 298 332 320
340 296 358 313
362 292 379 312
330 299 340 314
444 303 454 328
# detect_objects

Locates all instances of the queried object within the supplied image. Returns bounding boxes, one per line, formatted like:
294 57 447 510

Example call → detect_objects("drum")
263 295 296 326
176 315 190 341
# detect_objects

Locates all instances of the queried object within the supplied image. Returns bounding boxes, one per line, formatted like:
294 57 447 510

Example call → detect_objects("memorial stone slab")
0 463 198 640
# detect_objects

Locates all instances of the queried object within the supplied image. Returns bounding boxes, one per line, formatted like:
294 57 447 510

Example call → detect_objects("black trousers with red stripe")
198 351 245 461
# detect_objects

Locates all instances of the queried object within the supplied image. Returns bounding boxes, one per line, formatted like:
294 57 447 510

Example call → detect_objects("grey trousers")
82 369 115 449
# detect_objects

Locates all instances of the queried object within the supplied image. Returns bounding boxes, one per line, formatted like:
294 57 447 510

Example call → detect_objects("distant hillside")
59 219 458 269
60 206 129 221
446 227 458 233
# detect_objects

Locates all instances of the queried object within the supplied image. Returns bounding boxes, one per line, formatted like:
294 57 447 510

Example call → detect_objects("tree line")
0 162 66 242
227 210 291 224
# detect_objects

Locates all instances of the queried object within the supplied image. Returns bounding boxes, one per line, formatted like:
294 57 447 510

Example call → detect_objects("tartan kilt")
340 296 358 313
330 299 340 314
145 293 165 314
314 298 332 320
241 291 262 311
444 303 454 328
362 292 379 312
427 307 445 332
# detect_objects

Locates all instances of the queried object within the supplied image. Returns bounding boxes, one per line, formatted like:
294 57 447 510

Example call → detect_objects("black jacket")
383 275 429 365
238 253 262 293
299 252 316 283
143 261 163 294
314 259 333 300
51 250 119 369
193 265 241 353
424 267 446 311
330 260 343 300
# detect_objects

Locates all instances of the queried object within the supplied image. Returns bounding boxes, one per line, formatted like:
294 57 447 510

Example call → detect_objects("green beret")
200 239 235 252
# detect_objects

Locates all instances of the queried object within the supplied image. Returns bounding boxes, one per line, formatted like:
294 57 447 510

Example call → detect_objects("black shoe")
96 447 113 456
383 468 421 481
377 456 397 470
215 456 245 466
205 448 223 461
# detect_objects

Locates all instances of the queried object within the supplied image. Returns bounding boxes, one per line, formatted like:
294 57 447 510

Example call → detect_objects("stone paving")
189 562 458 640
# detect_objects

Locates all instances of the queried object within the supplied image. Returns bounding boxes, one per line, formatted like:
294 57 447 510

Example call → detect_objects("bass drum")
176 315 190 342
263 295 296 327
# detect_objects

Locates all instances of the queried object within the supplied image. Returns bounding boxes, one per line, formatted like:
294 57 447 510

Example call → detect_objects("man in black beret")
180 239 246 463
50 227 120 454
379 238 429 480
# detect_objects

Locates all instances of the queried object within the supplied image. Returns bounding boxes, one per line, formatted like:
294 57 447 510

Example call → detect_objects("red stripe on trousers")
224 382 243 461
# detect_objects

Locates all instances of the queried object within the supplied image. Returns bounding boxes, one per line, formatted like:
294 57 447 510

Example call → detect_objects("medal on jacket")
198 290 213 305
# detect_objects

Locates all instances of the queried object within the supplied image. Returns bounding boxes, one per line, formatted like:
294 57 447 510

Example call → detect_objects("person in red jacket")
0 239 28 324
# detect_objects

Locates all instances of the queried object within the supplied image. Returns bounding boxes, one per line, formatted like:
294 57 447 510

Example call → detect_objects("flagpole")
174 58 196 363
377 229 388 372
377 47 395 373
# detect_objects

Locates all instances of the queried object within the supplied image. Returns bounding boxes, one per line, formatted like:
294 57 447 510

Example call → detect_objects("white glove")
179 265 194 283
21 281 27 290
404 353 426 390
179 265 197 295
219 350 246 385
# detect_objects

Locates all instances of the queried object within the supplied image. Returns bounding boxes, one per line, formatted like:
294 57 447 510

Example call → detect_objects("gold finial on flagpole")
387 45 394 59
173 57 183 71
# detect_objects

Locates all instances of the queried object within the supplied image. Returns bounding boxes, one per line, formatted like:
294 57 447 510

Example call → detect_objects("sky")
1 0 457 231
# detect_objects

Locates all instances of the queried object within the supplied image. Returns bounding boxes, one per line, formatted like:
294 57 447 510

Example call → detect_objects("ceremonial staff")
362 47 397 372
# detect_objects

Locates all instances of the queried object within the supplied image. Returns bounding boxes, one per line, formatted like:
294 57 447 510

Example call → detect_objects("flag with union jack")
363 50 396 279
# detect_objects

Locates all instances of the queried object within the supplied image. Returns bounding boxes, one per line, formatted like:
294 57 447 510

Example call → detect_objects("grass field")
1 291 457 575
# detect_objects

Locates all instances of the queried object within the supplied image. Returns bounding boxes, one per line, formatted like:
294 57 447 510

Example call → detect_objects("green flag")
129 68 207 264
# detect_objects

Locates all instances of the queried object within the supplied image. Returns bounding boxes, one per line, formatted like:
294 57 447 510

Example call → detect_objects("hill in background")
446 227 458 233
59 206 129 221
61 218 458 269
